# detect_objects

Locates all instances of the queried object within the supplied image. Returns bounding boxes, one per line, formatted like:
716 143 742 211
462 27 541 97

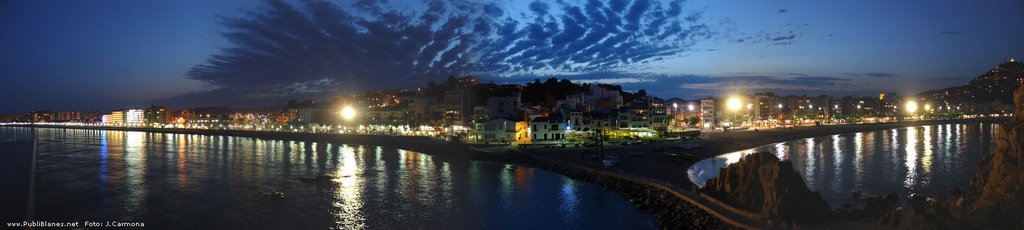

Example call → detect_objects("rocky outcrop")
958 85 1024 229
876 195 970 230
702 152 833 225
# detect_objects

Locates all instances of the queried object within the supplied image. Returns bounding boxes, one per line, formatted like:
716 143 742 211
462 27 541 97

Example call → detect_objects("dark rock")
257 190 286 200
702 152 833 225
959 85 1024 229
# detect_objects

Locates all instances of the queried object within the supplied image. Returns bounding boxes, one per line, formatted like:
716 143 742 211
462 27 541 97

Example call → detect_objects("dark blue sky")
1 0 1022 113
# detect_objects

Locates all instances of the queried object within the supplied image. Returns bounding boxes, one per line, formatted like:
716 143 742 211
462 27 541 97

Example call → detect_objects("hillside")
920 61 1024 104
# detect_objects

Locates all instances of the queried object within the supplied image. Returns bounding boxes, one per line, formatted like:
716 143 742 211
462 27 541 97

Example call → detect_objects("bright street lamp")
726 97 743 112
340 106 357 121
905 101 918 114
687 104 695 112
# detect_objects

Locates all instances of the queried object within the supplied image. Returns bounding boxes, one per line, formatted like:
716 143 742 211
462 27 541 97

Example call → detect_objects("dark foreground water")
688 122 999 208
0 127 655 229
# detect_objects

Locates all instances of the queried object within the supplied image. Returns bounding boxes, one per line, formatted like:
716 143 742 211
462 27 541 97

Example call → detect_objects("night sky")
2 0 1022 113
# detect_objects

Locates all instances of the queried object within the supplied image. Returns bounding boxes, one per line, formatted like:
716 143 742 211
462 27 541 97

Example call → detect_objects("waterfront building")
125 109 145 125
409 97 439 124
475 118 528 143
444 89 472 127
297 107 325 124
101 114 112 124
649 98 667 132
700 98 718 130
145 106 171 124
365 106 407 125
530 115 566 142
57 111 81 121
29 111 56 122
111 110 125 125
753 93 780 122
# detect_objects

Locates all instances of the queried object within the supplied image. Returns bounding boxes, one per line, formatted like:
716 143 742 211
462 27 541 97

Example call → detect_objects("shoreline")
3 118 1008 228
0 124 522 163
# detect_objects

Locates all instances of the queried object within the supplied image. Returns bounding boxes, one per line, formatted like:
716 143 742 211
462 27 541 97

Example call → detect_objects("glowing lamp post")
904 101 918 120
340 106 358 132
726 97 743 130
904 101 918 114
726 97 743 112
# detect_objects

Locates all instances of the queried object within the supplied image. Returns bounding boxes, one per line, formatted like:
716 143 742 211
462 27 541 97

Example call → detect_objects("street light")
726 97 743 112
340 106 357 121
905 101 918 114
687 104 695 112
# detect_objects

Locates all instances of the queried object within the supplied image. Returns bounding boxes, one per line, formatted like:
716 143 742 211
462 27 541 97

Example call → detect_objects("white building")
700 98 717 130
530 116 566 142
101 114 113 124
126 109 145 125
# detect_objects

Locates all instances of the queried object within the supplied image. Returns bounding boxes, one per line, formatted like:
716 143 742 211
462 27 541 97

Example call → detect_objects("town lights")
340 106 357 121
726 97 743 112
687 104 695 112
905 101 919 114
924 104 932 112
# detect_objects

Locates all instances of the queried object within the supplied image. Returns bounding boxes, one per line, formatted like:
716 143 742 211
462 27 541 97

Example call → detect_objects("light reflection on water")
3 127 656 229
688 123 997 208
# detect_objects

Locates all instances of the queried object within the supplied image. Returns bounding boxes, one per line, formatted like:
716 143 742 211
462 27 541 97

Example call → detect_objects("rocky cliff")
960 85 1024 228
702 152 833 225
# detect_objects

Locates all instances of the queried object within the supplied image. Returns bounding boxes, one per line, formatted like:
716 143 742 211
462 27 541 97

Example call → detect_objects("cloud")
678 75 853 91
777 9 788 14
564 77 657 84
844 72 898 78
728 23 808 46
180 0 722 104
